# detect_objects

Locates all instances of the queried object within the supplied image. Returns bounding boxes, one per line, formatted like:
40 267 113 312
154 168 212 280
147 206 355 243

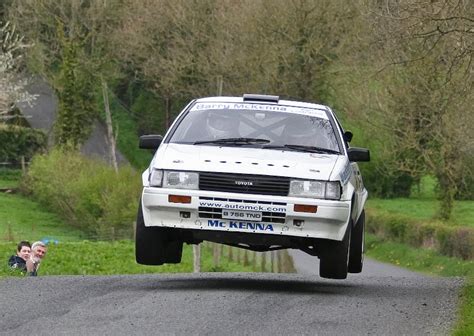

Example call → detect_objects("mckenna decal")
191 103 328 119
207 220 274 232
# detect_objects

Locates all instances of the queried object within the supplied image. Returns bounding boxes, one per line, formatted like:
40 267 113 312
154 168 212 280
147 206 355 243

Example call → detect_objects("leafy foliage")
0 124 46 163
0 21 35 115
5 0 473 216
366 207 474 260
54 33 96 148
23 149 142 238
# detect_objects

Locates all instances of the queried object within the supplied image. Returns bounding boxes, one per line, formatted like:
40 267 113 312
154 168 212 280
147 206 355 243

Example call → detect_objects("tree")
54 31 96 148
0 21 35 118
353 0 474 218
114 0 234 128
7 0 124 149
244 0 358 102
113 0 358 128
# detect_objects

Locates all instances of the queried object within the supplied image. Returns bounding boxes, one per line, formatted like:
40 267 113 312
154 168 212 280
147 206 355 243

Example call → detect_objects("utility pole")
101 78 118 172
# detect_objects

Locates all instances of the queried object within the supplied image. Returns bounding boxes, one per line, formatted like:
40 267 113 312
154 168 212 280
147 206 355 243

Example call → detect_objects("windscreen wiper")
263 144 340 154
194 138 271 145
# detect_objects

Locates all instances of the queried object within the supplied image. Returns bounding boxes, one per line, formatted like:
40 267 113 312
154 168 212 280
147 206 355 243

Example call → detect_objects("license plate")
222 210 262 222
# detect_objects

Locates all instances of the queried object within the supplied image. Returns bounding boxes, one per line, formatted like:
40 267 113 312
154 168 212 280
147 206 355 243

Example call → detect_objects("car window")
169 105 340 152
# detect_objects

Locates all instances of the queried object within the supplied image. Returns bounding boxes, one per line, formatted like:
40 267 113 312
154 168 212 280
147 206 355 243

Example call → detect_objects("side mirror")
348 147 370 162
139 135 163 149
343 131 353 143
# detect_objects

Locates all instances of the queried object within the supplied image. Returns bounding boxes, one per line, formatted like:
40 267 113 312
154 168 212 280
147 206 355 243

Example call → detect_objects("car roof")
194 96 330 111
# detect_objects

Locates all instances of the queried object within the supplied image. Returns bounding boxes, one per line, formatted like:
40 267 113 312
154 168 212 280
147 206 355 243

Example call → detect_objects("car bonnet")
152 143 341 181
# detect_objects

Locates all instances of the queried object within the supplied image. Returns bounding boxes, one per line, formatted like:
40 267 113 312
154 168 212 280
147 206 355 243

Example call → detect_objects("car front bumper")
141 187 351 241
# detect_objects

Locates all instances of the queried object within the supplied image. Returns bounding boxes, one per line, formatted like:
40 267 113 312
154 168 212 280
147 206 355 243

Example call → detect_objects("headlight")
163 171 199 190
325 181 341 200
289 180 341 200
149 169 163 187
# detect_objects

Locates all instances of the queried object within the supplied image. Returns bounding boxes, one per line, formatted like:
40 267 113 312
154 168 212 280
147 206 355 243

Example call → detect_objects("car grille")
199 172 290 196
198 197 286 224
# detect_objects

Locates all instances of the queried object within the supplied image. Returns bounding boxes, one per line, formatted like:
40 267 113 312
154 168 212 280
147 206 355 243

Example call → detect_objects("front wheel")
348 210 365 273
319 224 351 280
135 201 183 265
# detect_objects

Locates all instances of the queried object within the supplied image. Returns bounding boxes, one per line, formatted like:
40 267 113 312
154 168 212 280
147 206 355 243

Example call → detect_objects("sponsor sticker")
191 103 328 119
199 200 286 213
207 220 274 232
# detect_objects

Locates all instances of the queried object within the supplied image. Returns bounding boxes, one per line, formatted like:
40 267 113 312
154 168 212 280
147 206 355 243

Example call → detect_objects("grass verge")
0 241 256 276
0 193 87 242
367 198 474 227
0 169 21 189
366 234 473 335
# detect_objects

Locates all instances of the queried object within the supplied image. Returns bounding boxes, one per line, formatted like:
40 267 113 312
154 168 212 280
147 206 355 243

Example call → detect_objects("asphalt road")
0 251 462 336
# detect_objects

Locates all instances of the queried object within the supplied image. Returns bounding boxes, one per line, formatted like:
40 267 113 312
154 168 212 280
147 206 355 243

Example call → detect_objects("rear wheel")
319 224 351 279
348 210 365 273
135 201 183 265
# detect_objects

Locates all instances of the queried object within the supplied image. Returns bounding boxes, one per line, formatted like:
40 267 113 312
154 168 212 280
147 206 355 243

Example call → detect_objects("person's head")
16 241 31 261
205 112 238 139
31 241 47 260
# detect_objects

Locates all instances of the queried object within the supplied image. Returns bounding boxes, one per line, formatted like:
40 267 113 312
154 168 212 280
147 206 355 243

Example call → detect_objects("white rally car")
137 94 370 279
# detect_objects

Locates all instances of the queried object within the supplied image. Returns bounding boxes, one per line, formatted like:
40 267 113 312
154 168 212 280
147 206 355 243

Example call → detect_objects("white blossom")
0 21 36 118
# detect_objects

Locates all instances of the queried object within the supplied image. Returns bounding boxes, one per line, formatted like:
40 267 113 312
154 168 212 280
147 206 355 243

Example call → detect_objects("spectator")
26 241 48 276
8 241 31 272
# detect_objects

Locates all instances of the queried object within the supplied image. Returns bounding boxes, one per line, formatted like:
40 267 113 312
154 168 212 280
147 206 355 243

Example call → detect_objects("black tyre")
135 201 183 265
348 210 365 273
319 224 351 279
163 240 183 264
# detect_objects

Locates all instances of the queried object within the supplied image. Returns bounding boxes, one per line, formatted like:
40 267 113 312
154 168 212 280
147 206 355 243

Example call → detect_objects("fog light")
294 204 317 213
293 219 304 227
180 211 191 218
169 195 192 204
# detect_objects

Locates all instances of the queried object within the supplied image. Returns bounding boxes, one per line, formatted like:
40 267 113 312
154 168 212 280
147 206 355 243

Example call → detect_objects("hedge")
366 208 474 260
0 125 47 163
23 149 142 239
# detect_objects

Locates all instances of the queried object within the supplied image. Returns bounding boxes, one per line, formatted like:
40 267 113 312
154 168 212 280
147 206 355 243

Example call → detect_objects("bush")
23 149 142 239
366 209 474 260
0 125 46 163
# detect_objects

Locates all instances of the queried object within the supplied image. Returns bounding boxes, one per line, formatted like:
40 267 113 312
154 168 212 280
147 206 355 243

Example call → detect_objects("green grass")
367 174 473 227
366 234 474 335
0 193 87 242
0 241 255 276
457 283 474 336
410 175 438 199
0 180 18 189
366 177 473 335
367 198 474 227
366 234 473 277
0 169 22 189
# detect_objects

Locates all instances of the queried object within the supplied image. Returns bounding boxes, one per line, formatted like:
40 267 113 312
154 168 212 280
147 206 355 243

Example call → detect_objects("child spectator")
8 241 31 273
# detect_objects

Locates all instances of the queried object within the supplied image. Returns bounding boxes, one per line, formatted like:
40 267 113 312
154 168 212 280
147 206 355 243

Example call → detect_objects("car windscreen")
168 103 340 152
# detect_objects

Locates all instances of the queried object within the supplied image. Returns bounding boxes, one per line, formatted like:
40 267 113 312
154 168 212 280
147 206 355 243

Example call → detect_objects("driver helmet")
205 112 238 139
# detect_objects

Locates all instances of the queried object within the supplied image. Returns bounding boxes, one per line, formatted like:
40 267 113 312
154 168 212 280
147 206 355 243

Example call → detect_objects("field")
1 170 472 333
367 198 474 227
0 192 89 242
